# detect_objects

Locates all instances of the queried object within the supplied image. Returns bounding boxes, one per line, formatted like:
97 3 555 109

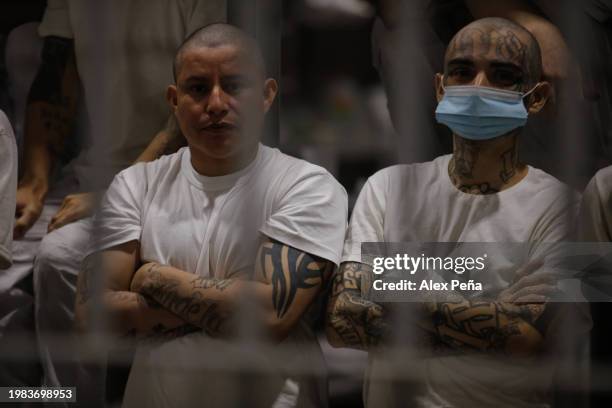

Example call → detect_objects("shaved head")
445 17 542 88
173 23 266 82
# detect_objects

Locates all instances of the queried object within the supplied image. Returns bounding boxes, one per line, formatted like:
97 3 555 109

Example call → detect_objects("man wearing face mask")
327 17 590 408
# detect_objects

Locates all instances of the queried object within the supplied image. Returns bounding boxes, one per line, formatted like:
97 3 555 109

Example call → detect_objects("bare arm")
129 239 333 342
75 240 195 340
327 261 555 356
326 262 389 350
15 36 80 238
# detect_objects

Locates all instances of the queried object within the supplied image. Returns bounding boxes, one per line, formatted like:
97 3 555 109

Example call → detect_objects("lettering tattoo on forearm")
259 241 330 318
423 299 546 355
327 262 388 350
140 264 234 336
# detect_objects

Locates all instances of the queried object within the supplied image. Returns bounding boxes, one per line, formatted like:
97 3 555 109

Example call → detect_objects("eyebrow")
447 58 473 67
446 58 523 72
489 61 523 71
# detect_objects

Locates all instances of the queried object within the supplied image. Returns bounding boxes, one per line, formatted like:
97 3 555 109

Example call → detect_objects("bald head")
173 23 266 82
445 17 542 88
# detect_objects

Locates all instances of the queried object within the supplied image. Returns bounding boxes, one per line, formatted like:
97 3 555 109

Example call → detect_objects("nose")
472 71 491 87
206 84 229 120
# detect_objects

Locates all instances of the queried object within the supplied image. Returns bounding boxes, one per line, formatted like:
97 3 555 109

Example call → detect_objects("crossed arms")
326 261 557 356
75 238 333 342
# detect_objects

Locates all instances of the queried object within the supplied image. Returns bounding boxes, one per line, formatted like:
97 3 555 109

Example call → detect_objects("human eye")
448 66 474 82
492 68 523 87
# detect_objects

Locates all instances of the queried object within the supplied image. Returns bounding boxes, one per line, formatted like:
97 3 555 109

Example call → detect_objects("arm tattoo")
423 299 546 355
121 321 200 343
259 241 330 318
327 262 388 350
76 255 96 305
141 265 234 337
28 36 79 154
29 36 75 104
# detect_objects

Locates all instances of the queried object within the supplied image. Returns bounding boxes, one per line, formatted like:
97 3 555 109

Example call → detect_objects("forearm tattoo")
28 36 79 154
258 241 331 319
423 299 546 355
326 262 388 350
76 255 97 306
140 264 234 337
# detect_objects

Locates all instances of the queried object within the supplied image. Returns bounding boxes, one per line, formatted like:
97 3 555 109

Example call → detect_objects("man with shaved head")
75 23 347 407
328 17 590 407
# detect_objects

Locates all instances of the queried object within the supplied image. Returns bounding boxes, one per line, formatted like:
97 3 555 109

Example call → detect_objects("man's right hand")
14 183 46 239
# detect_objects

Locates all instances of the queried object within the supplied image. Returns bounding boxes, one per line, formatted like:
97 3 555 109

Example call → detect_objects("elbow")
266 318 293 343
325 325 345 348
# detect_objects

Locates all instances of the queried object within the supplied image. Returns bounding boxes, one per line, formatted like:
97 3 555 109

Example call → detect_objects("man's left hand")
48 192 98 232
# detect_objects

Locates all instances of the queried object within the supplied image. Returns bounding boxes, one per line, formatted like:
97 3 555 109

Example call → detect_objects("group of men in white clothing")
1 5 610 408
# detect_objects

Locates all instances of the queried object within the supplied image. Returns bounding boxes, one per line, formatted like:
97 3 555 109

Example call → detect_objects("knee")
34 227 84 284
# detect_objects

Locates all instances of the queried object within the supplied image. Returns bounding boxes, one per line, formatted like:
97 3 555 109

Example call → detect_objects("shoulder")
583 165 612 203
593 166 612 193
526 166 580 202
112 148 186 191
261 145 347 198
365 155 447 190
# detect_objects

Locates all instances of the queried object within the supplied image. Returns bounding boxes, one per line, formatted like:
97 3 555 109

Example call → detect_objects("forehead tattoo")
446 24 540 87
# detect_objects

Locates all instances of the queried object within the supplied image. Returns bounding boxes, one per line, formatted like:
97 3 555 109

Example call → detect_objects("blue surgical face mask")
435 81 538 140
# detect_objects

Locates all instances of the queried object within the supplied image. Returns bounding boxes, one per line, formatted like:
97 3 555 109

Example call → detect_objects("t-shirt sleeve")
184 0 227 36
0 111 17 269
38 0 73 39
341 172 387 265
259 168 348 266
88 166 147 255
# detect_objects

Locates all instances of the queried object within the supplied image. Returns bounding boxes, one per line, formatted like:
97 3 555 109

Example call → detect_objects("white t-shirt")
0 111 18 269
93 144 348 408
38 0 227 190
579 166 612 242
342 154 581 408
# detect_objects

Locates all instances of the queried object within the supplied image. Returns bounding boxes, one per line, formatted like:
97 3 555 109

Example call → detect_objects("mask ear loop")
522 82 540 99
521 82 540 111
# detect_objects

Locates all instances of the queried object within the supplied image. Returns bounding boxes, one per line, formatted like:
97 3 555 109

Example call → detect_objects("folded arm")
74 240 195 341
130 238 333 342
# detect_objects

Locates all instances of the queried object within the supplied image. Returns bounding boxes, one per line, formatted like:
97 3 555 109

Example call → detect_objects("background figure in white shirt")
327 17 590 408
75 23 347 408
580 166 612 242
0 110 17 268
1 0 227 389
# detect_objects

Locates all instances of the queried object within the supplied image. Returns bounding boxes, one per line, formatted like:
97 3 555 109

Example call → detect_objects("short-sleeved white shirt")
343 154 581 408
0 111 18 269
579 166 612 242
38 0 227 190
93 144 348 407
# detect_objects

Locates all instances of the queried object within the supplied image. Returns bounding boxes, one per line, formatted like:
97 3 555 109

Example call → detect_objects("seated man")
0 109 17 269
580 166 612 242
327 17 589 408
75 23 347 407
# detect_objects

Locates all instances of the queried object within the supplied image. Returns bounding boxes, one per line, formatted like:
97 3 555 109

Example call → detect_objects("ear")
434 73 445 103
166 84 178 114
263 78 278 114
526 81 552 114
